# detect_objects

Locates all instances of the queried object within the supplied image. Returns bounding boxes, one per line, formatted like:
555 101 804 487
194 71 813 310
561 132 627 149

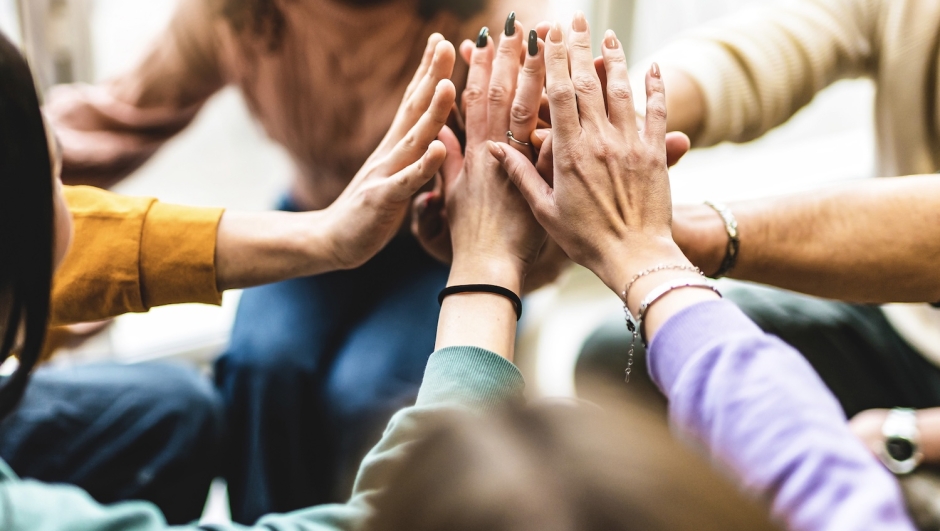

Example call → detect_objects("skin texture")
434 21 548 359
492 16 719 343
214 36 456 290
672 176 940 303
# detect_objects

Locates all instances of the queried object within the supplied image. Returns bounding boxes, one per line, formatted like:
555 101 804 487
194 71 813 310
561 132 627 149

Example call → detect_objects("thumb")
488 141 552 214
665 131 691 168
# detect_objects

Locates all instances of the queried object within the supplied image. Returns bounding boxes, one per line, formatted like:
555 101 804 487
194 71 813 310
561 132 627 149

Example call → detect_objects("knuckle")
606 82 633 102
646 102 667 122
570 39 592 53
571 74 600 95
546 82 576 105
510 101 535 124
487 83 511 106
462 85 486 106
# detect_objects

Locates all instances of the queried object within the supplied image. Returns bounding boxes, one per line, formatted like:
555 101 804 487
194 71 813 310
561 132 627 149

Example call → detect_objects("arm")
672 175 940 303
44 0 224 187
852 407 940 466
51 35 459 326
631 0 880 146
496 17 914 531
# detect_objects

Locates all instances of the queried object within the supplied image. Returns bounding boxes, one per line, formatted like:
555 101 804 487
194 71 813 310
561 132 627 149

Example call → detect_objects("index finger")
464 28 495 147
386 40 456 144
543 22 580 141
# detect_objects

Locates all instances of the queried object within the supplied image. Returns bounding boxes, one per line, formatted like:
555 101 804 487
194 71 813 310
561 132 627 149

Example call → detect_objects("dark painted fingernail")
476 27 489 48
505 12 516 36
651 62 661 78
528 30 538 56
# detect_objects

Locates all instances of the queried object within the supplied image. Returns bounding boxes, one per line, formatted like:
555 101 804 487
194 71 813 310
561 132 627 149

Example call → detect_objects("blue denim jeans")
0 362 224 525
214 198 449 524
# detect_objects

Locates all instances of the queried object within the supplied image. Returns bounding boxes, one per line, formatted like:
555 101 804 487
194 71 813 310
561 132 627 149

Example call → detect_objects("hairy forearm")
675 176 940 303
215 210 336 291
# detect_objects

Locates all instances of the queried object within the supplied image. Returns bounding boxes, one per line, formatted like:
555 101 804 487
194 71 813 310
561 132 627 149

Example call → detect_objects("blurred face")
43 116 72 270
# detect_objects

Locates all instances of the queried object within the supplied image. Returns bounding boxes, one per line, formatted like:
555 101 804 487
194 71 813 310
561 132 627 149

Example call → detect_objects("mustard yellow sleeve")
51 186 224 326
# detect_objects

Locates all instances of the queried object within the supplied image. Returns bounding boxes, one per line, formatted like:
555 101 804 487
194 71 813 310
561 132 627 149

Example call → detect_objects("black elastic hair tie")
438 284 522 321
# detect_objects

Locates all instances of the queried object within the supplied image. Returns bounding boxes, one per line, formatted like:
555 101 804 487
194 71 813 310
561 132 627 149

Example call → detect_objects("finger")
437 125 464 185
387 40 456 143
411 191 451 257
665 131 691 167
601 30 639 135
464 27 494 147
594 55 608 111
643 63 667 150
567 11 607 128
488 16 524 141
535 22 550 41
387 140 448 202
535 132 554 186
508 31 545 157
386 80 456 171
459 39 475 66
488 141 553 216
530 128 550 151
544 22 580 141
403 33 445 101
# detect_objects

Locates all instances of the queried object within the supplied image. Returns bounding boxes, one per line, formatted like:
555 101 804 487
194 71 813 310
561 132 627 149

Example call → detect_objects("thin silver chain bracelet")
621 264 704 383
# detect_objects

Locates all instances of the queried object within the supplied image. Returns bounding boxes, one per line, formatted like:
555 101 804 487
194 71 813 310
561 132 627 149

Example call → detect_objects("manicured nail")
651 62 661 78
505 12 516 36
572 11 588 32
476 27 489 48
528 30 538 56
604 30 618 49
487 140 505 158
549 22 563 43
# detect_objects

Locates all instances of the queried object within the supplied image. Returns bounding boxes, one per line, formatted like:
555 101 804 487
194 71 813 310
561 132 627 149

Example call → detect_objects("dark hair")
366 383 777 531
0 32 54 418
222 0 487 50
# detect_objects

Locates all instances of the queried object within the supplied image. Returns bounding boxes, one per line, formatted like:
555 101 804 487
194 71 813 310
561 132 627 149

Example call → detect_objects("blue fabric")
0 362 224 525
215 196 450 524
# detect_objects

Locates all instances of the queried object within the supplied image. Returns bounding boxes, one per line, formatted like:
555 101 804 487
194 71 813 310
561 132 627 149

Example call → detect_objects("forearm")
675 175 940 303
214 210 337 291
435 256 524 360
650 301 914 531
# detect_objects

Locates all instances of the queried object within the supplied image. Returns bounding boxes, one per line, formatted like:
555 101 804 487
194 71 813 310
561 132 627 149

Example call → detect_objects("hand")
321 35 457 270
492 17 688 297
443 23 548 294
849 409 890 458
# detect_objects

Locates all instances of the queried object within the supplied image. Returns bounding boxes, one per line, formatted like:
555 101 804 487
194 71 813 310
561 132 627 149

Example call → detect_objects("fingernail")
604 30 618 49
549 22 563 43
528 30 538 56
572 11 588 32
505 12 516 36
487 140 505 158
476 27 489 48
651 62 661 78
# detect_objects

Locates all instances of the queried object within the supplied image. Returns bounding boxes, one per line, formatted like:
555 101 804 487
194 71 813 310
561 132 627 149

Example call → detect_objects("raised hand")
491 15 691 301
321 35 457 270
443 22 548 296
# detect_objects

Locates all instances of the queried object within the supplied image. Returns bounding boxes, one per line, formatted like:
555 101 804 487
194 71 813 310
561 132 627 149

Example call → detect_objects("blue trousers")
0 362 224 525
215 226 449 524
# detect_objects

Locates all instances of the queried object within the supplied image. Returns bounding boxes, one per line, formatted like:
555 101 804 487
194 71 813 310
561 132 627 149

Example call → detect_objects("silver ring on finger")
506 130 532 147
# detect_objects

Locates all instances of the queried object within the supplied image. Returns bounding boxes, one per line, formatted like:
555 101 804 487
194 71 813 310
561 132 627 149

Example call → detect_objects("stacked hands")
326 11 713 339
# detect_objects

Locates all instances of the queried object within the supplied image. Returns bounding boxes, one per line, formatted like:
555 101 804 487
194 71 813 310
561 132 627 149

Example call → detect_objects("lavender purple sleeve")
648 300 914 531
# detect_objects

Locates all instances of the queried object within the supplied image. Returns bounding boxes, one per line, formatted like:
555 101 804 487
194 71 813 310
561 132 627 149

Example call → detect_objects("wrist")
672 203 727 276
593 236 691 296
449 251 526 295
298 210 344 273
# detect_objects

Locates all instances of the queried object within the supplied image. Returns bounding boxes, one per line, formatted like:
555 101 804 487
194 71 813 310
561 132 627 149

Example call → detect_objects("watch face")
886 437 915 461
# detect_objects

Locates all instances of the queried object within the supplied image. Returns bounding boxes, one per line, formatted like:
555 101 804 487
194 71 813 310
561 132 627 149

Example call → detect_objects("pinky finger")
386 141 448 202
642 63 667 149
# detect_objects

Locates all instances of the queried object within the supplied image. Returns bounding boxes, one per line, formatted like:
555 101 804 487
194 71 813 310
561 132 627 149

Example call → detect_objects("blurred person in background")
580 0 940 452
0 22 456 525
42 0 546 523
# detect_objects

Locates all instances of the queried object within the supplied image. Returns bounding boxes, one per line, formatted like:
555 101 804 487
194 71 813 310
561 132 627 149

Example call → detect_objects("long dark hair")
222 0 487 50
0 32 54 419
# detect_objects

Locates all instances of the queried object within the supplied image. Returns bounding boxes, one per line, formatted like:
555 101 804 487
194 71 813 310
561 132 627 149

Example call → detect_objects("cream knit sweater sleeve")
637 0 883 146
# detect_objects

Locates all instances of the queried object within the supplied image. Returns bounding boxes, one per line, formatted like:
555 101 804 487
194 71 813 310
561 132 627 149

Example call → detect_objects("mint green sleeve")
0 347 524 531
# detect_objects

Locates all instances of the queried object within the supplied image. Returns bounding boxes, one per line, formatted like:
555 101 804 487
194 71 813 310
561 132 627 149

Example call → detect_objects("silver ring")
506 130 532 147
